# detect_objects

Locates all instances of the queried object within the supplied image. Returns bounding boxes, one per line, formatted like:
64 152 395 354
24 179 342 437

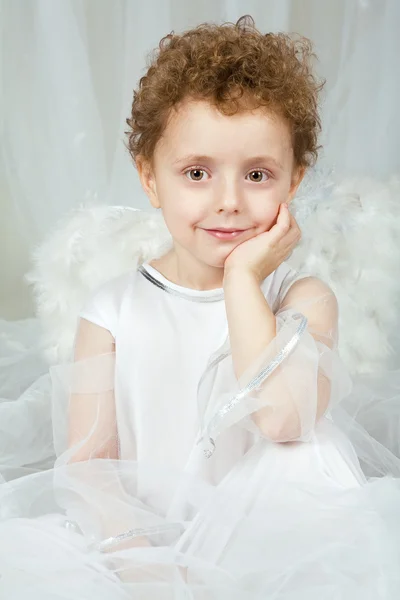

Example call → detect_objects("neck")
150 245 224 290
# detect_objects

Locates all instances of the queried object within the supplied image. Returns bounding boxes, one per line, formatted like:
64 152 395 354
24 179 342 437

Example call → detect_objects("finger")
276 211 301 248
287 209 299 227
267 217 288 242
284 212 301 239
265 204 294 244
291 216 302 240
276 204 291 232
284 208 301 234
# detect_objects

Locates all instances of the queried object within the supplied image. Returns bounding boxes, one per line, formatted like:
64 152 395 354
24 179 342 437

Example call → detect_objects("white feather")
26 205 171 363
289 175 400 374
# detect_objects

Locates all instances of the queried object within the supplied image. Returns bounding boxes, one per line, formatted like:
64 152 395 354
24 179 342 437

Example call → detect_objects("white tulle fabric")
1 265 400 598
198 316 335 457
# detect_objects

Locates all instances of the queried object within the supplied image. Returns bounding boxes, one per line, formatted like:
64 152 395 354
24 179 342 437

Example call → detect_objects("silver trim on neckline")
138 265 225 303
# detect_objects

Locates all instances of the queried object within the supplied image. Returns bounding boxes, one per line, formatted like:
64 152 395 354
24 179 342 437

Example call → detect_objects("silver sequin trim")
203 313 308 457
138 265 225 303
95 522 184 552
195 347 231 447
196 348 231 404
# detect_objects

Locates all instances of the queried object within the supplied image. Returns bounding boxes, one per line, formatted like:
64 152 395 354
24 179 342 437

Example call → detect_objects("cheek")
161 200 202 242
250 202 280 231
163 194 206 228
165 204 196 227
248 178 292 226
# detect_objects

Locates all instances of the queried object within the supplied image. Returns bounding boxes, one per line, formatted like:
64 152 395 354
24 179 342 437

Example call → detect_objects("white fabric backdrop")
1 0 400 318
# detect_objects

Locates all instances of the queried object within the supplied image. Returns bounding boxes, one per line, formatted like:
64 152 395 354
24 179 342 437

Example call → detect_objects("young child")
1 15 400 599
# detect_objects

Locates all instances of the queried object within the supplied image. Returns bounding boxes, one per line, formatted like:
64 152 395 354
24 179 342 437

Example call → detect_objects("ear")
136 156 160 209
288 166 306 203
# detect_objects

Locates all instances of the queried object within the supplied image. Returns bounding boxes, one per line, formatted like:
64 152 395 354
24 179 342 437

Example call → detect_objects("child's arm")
68 318 118 461
223 272 339 442
64 319 188 585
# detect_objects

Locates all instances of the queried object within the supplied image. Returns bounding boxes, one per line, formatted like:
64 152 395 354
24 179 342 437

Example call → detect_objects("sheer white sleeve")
198 277 353 456
50 352 184 559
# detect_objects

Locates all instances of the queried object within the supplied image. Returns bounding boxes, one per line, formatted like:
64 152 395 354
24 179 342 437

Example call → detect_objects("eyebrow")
172 154 284 170
172 154 215 166
243 155 284 170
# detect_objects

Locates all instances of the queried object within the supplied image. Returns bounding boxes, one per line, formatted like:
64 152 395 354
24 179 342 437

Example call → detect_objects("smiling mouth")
202 228 249 240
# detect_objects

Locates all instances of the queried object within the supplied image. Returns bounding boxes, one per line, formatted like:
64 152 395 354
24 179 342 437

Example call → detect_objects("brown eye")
247 170 268 183
185 169 208 181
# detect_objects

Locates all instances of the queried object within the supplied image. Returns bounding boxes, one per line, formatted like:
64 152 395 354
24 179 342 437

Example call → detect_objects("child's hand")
223 203 301 283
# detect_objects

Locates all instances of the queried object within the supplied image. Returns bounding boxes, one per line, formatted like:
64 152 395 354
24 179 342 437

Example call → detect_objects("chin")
199 251 231 270
208 258 226 269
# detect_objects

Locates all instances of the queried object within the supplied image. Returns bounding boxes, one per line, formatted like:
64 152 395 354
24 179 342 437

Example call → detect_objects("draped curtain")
1 0 399 318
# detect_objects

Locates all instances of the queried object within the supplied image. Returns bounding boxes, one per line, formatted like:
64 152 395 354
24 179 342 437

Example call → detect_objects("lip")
202 228 248 240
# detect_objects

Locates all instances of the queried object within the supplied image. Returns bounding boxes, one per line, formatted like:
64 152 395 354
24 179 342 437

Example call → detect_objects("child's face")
138 99 304 270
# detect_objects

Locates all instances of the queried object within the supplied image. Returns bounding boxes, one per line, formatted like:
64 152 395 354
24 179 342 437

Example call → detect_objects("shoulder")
262 261 316 313
79 269 137 338
278 275 339 341
280 275 337 310
91 269 135 299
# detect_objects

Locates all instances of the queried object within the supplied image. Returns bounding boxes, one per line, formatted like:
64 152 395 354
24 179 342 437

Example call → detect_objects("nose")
214 179 243 214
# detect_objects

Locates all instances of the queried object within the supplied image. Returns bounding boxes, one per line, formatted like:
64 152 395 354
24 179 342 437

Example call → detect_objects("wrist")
223 267 260 289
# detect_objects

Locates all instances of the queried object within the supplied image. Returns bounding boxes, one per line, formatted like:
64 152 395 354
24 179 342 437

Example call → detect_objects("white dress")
1 261 400 599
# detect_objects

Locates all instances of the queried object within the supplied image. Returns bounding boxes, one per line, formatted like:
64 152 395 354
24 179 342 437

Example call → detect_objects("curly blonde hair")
126 15 324 169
